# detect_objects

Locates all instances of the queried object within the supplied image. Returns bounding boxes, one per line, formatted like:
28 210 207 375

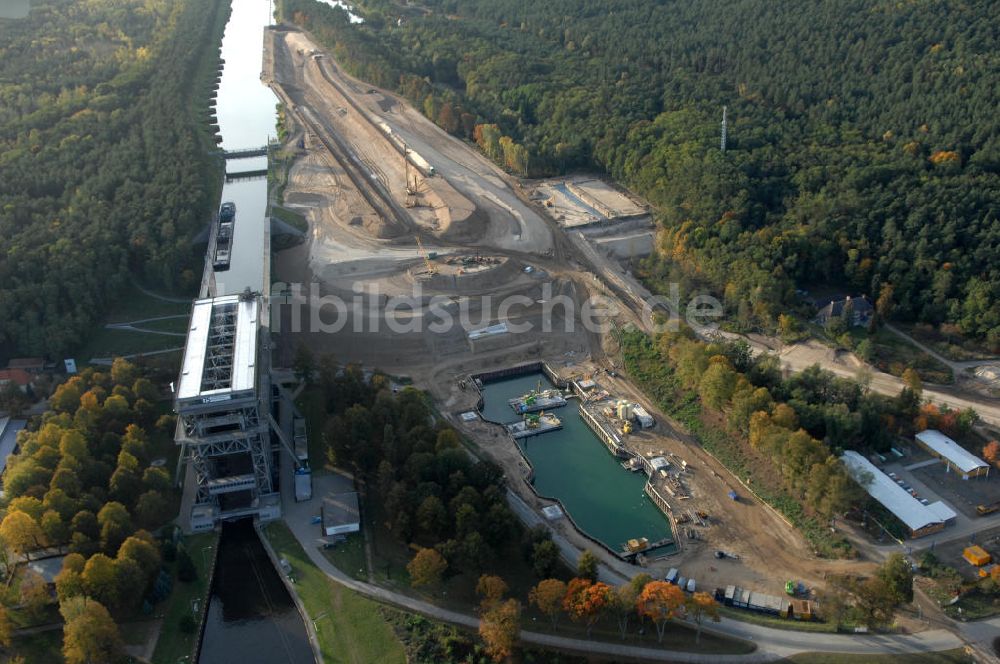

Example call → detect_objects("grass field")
272 204 308 233
150 532 219 664
77 281 191 363
942 589 1000 621
786 649 973 664
718 606 838 633
322 532 368 581
847 327 954 384
134 316 190 334
263 521 407 664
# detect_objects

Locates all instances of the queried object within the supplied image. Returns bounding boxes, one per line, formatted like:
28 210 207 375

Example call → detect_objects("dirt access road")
266 24 909 620
280 29 553 256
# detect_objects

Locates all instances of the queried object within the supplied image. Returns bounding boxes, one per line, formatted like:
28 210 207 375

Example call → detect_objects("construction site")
262 24 882 612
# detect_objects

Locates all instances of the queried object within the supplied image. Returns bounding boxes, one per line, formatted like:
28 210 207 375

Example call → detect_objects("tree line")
281 0 1000 346
420 549 915 659
0 0 228 359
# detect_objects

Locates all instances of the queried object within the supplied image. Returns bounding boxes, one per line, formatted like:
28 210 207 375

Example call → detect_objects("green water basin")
480 373 673 553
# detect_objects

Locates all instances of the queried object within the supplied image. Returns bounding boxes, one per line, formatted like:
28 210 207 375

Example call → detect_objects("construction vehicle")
977 501 1000 516
415 235 437 275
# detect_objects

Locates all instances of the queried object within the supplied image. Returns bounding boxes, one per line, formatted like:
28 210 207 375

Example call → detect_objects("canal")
212 0 278 297
480 373 673 554
199 521 313 664
198 0 312 661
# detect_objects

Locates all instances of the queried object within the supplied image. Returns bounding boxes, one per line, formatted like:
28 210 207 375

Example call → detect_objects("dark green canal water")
480 373 672 553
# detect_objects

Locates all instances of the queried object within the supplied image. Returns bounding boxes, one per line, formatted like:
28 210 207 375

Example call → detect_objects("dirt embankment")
418 177 490 243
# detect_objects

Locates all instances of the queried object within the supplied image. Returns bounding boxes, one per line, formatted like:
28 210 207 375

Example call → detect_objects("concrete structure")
174 291 280 530
915 429 990 479
322 492 360 536
0 417 26 475
841 451 956 538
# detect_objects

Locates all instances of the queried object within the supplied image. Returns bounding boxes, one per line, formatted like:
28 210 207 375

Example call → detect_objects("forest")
0 0 227 359
283 0 1000 345
0 359 184 662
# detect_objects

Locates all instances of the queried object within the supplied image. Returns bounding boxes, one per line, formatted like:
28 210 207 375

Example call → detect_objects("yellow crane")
415 235 437 275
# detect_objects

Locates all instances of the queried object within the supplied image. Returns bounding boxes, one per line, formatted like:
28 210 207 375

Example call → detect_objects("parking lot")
912 462 1000 518
879 441 1000 520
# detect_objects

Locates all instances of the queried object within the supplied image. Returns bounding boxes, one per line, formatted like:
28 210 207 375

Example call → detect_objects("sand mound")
420 177 488 244
410 256 523 293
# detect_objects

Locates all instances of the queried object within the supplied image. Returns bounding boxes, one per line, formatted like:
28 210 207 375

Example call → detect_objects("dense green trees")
0 0 228 358
313 362 519 577
284 0 1000 344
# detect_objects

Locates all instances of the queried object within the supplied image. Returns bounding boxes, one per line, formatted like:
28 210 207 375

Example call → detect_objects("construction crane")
415 235 437 275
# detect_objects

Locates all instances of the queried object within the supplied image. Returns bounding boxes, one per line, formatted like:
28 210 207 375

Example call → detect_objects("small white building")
322 492 360 536
632 404 655 428
648 456 670 473
915 430 990 479
841 451 956 538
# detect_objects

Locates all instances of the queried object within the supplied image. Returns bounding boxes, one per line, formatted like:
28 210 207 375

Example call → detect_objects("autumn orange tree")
407 547 447 588
983 440 1000 467
563 577 612 637
636 581 685 643
685 592 720 644
528 578 566 629
476 574 508 612
479 598 521 662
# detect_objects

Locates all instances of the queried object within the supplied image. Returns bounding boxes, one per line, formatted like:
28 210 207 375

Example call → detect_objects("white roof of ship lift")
915 429 989 474
841 451 947 532
177 295 258 400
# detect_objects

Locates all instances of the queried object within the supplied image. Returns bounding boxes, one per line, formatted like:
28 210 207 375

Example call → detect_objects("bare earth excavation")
260 24 903 620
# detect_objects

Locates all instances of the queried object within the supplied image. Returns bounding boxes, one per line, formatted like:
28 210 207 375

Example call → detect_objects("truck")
295 466 313 502
977 501 1000 516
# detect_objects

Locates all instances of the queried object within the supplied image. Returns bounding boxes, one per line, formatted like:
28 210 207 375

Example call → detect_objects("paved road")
280 473 964 662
